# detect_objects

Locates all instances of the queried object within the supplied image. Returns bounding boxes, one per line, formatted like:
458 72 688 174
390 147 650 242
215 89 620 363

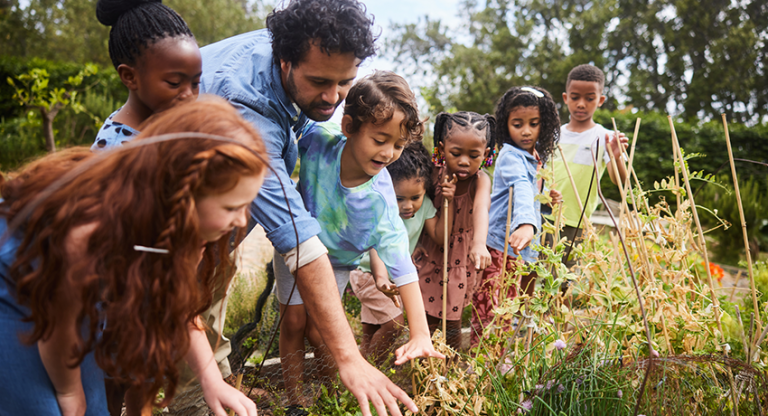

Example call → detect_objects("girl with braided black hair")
418 111 495 350
91 0 201 150
470 86 562 348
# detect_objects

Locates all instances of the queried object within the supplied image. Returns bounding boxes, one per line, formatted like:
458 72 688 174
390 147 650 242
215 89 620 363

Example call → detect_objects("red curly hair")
0 97 267 406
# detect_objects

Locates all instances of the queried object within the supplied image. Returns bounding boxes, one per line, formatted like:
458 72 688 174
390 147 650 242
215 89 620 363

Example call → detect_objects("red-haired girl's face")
196 175 263 243
134 36 202 114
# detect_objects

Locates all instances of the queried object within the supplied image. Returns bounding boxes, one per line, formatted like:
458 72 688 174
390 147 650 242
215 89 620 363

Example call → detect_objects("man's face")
280 41 361 121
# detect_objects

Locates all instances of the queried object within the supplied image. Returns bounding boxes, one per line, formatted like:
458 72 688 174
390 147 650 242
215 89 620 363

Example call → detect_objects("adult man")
200 1 419 415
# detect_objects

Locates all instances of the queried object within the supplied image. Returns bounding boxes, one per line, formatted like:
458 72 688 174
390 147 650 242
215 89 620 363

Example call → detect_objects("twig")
443 198 449 340
228 373 244 416
500 187 514 300
722 114 762 333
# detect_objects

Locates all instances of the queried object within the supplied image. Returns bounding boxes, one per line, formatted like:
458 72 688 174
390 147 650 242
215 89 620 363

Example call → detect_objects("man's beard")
284 68 341 122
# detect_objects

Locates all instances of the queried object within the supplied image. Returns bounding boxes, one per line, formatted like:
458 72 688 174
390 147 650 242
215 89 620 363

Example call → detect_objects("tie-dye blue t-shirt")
298 122 417 287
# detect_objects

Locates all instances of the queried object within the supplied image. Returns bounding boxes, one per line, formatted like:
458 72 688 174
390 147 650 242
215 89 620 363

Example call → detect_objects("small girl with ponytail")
91 0 201 150
470 86 562 348
417 111 495 351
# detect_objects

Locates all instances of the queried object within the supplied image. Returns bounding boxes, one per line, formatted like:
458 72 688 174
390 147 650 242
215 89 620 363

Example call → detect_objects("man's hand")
339 358 418 416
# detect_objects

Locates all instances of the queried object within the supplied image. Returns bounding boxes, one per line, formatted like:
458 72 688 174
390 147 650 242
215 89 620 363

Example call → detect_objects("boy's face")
340 110 407 185
562 80 606 124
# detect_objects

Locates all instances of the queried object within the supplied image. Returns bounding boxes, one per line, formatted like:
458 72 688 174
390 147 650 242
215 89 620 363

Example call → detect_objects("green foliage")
0 0 269 67
387 0 768 124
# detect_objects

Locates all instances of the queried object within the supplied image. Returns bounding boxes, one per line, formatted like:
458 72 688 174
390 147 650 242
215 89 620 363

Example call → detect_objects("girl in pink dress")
417 111 496 350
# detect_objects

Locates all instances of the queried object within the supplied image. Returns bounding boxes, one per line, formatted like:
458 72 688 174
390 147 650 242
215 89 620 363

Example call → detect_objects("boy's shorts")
349 269 403 325
274 249 349 305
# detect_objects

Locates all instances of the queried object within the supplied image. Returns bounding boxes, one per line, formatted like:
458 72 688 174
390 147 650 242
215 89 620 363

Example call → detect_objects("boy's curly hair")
386 141 434 198
344 71 424 143
267 0 378 66
566 64 605 91
494 86 560 163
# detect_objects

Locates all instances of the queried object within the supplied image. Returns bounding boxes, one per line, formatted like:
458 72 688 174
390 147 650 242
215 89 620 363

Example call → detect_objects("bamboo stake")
500 187 514 300
442 198 449 340
619 119 642 220
228 373 244 416
669 116 738 414
721 114 762 333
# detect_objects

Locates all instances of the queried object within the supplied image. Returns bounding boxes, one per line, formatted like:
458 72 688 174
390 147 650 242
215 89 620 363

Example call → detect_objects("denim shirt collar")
268 62 301 125
504 143 540 164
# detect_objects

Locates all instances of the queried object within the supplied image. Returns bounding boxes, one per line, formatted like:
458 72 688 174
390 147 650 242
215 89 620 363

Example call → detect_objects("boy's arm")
393 282 445 365
606 131 629 185
468 171 492 270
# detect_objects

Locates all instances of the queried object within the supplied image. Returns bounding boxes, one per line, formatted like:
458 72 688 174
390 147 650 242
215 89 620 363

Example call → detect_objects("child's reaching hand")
374 273 401 308
509 224 534 255
549 189 562 206
411 246 428 269
606 131 628 160
469 242 492 271
394 333 445 365
439 173 457 203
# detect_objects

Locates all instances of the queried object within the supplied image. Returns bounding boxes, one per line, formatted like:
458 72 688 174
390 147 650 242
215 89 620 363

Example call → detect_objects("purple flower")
516 400 533 413
554 339 566 350
617 389 623 398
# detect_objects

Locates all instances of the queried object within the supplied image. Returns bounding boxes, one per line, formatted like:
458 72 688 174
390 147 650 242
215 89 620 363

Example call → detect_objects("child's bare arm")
370 249 400 306
394 282 445 365
468 171 492 270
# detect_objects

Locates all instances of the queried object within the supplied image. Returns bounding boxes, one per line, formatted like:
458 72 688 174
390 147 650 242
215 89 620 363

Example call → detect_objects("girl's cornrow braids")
154 149 215 252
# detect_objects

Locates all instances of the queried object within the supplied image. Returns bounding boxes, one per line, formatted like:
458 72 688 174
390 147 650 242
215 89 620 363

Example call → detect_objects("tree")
386 0 768 124
8 63 100 152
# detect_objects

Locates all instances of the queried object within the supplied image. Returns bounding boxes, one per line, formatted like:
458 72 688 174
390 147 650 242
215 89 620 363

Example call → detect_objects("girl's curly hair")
267 0 377 66
494 86 560 163
386 141 434 198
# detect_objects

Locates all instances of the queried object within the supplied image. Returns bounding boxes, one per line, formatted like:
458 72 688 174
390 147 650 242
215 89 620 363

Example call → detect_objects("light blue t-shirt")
297 122 418 287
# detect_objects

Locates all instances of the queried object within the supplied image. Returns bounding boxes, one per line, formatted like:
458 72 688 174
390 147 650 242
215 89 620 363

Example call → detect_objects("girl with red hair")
0 100 265 416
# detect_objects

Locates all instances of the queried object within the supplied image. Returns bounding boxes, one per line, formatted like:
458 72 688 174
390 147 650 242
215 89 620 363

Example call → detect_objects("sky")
330 0 462 122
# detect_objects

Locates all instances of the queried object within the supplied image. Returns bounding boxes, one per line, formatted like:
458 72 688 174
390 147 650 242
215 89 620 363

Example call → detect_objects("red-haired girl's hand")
439 174 457 204
509 224 534 255
201 376 258 416
56 388 87 416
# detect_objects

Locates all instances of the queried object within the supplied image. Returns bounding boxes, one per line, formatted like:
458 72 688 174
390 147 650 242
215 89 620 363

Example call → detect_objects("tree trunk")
40 104 62 153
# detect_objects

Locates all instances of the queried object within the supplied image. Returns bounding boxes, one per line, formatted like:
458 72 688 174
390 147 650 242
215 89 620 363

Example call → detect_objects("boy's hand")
411 246 428 269
549 189 562 206
469 242 491 271
374 274 401 308
509 224 534 255
394 334 445 365
606 131 628 160
439 174 458 203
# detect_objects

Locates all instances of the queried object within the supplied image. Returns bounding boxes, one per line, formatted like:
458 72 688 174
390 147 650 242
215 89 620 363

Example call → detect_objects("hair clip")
134 245 170 254
521 87 544 98
432 146 444 167
483 147 497 167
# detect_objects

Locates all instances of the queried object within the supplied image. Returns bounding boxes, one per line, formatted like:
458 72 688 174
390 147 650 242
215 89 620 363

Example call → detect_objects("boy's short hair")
267 0 377 66
344 71 424 142
566 64 605 91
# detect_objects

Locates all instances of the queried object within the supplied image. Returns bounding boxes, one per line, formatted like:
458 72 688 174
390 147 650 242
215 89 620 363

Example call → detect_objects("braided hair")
96 0 194 69
433 111 496 152
494 86 560 163
386 141 434 198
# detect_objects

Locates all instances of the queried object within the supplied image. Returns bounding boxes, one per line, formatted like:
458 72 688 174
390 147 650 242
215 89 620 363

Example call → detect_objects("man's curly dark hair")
266 0 378 66
494 86 560 163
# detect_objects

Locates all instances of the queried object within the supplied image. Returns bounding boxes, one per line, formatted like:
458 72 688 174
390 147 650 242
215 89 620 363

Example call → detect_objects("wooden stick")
228 373 245 416
500 187 514 300
668 116 725 342
619 118 642 220
442 198 449 340
722 114 762 332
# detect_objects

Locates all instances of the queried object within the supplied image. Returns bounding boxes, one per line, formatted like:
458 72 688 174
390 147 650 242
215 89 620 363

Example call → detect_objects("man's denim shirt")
486 143 549 263
200 29 321 254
